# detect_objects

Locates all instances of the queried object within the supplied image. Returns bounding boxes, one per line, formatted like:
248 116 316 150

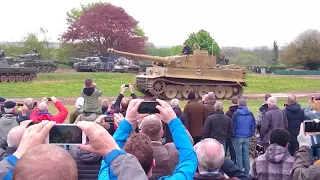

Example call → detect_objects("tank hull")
0 67 37 82
134 67 246 100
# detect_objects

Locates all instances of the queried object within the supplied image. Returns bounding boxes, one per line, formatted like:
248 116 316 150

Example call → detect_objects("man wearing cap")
0 97 6 117
0 101 19 139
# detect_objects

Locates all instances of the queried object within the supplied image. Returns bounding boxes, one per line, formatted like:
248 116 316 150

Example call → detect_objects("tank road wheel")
182 85 194 99
42 66 48 73
214 86 226 99
23 75 31 82
16 75 23 82
165 85 178 99
0 75 9 82
150 80 166 95
198 85 209 98
175 86 183 99
38 66 43 73
30 73 36 80
233 85 243 98
224 86 233 99
8 75 16 82
47 66 53 73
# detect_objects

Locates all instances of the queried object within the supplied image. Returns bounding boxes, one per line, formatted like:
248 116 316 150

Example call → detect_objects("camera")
45 124 86 145
17 103 24 107
124 84 129 88
47 98 52 101
138 101 160 114
104 116 114 122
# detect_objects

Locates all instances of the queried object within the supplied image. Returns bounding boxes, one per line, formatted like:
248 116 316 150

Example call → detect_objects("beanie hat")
188 92 196 100
4 101 16 109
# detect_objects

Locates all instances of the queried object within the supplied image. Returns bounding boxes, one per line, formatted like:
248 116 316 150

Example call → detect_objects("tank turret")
107 45 246 100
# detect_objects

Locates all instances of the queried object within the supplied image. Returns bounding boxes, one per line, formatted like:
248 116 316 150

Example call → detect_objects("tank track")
0 72 37 82
26 65 57 73
134 77 243 100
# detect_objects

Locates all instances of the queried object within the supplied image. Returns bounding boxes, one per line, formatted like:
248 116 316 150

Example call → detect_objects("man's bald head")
287 94 296 105
194 138 225 172
38 102 48 112
7 126 26 148
121 97 130 109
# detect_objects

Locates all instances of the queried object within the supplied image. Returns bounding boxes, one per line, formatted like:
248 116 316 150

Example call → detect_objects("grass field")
0 72 319 98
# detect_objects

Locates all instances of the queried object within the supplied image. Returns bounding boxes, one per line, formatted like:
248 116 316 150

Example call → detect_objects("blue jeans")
233 137 250 174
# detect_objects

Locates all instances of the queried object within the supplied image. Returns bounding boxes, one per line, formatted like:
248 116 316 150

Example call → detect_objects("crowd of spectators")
0 78 320 180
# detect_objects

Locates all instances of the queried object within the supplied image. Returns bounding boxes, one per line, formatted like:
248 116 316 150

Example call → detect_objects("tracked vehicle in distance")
0 57 37 82
107 44 247 100
13 53 57 73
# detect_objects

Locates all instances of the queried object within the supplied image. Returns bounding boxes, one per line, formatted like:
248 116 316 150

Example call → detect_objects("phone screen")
305 121 320 132
138 101 160 114
48 125 84 144
104 116 114 122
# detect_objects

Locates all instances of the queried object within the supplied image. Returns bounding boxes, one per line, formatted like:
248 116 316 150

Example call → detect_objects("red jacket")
30 101 68 124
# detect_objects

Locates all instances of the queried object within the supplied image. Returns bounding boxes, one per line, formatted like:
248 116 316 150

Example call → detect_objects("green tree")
272 41 279 65
230 52 265 65
280 29 320 70
146 45 183 57
185 29 220 56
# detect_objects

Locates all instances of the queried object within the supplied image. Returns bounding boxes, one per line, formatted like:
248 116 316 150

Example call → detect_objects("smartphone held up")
45 124 86 145
138 101 160 114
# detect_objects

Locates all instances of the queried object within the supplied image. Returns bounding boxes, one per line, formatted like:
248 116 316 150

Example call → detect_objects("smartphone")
138 101 160 114
125 84 129 88
311 134 320 148
45 124 86 145
311 96 315 101
47 98 52 101
304 120 320 134
16 103 24 106
104 116 114 122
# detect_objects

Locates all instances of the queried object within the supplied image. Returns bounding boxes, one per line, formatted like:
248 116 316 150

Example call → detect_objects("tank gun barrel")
107 48 169 64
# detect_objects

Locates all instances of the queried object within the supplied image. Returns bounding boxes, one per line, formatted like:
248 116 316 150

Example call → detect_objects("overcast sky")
1 0 319 47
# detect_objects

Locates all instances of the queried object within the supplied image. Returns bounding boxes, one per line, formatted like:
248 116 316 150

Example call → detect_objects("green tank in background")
0 56 37 82
73 55 115 72
113 57 140 73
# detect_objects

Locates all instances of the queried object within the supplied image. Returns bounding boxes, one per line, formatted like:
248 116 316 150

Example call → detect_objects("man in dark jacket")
184 92 205 144
256 94 272 133
225 97 238 164
114 84 137 117
193 138 243 180
232 98 255 175
261 97 288 151
181 42 191 55
284 94 305 156
165 98 188 143
203 92 216 120
203 101 232 147
17 98 35 123
69 146 102 180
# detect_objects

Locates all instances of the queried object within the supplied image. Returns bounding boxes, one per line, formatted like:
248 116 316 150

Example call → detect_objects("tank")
114 57 140 73
0 57 37 82
13 53 58 73
107 45 247 100
73 55 115 72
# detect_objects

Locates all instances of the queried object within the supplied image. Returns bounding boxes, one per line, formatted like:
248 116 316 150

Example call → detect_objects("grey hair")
214 101 223 111
140 115 163 141
194 138 225 171
170 98 179 107
7 126 25 148
287 94 296 104
267 97 277 106
23 98 34 108
207 92 215 100
239 98 247 107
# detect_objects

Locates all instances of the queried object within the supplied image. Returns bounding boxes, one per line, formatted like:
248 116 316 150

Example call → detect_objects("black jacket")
69 146 102 180
203 111 232 144
226 105 238 118
284 103 304 141
164 106 188 144
114 93 137 117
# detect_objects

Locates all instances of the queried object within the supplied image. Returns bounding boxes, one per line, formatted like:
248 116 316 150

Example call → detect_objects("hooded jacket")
204 111 232 144
232 106 255 138
260 106 288 143
69 146 102 180
226 105 238 118
164 106 188 143
284 103 304 141
29 101 68 124
81 86 102 114
249 144 294 180
0 114 18 139
304 104 320 120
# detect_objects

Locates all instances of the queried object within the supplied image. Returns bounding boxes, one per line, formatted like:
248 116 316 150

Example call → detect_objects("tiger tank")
107 44 247 100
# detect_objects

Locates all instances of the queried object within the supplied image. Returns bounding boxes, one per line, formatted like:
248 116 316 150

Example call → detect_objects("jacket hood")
265 144 291 164
77 149 102 164
285 103 301 114
237 106 250 115
1 114 17 125
83 87 95 96
172 106 183 116
228 105 238 113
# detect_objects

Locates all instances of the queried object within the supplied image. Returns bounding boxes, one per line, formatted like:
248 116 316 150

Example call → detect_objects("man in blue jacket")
232 98 255 175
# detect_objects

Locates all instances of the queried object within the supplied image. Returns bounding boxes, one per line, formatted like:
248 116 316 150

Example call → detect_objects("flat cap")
4 101 16 109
